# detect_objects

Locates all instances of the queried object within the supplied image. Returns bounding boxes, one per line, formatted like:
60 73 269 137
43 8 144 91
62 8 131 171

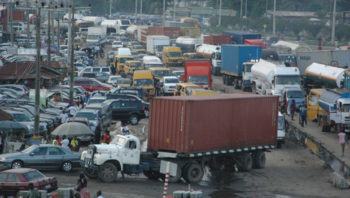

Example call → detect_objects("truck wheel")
183 163 204 184
143 170 160 180
129 114 139 125
240 153 253 171
253 151 266 169
98 162 118 182
83 168 98 179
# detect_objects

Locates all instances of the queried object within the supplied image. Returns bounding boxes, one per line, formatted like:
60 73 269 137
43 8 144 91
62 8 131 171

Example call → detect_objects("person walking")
299 103 307 127
59 108 68 124
338 128 348 157
76 173 87 195
61 135 70 150
70 137 79 152
27 183 40 198
290 100 296 120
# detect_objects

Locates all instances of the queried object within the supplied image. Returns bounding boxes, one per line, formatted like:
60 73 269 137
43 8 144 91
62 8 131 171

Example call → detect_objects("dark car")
0 145 81 172
107 97 149 125
0 168 58 196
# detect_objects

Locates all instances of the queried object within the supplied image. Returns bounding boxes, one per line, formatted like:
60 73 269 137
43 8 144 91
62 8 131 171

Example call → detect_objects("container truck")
80 94 278 183
87 26 107 44
318 89 350 133
223 30 261 44
146 35 170 57
196 44 221 76
250 59 301 100
303 63 345 92
175 36 203 53
221 45 262 90
182 61 212 89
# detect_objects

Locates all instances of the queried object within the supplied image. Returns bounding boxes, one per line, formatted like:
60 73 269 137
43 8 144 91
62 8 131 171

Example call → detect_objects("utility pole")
69 4 75 105
163 0 165 27
135 0 137 16
140 0 142 15
26 0 30 47
273 0 276 35
331 0 336 45
218 0 222 26
34 6 41 136
110 0 112 18
173 0 176 21
266 0 268 16
10 3 13 43
48 2 51 68
240 0 243 18
57 18 60 54
245 0 247 18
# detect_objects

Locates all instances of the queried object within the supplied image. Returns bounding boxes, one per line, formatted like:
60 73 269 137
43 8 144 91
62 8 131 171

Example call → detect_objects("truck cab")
241 61 255 91
132 70 155 99
113 55 134 74
183 61 212 89
162 46 184 67
307 89 327 121
124 60 143 75
81 135 144 182
149 67 172 81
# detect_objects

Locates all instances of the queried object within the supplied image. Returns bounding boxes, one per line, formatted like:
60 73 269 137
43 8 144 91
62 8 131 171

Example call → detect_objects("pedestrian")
61 135 70 150
71 137 79 152
80 96 84 108
52 135 62 146
83 92 89 104
299 103 307 127
59 108 68 124
76 173 87 194
103 130 111 144
96 190 104 198
290 99 296 120
27 183 40 198
121 122 130 135
338 127 348 157
68 104 77 117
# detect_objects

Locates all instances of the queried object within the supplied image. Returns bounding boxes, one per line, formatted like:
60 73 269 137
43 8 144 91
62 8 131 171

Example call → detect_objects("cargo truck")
221 45 262 90
318 89 350 133
81 94 278 183
223 31 261 44
146 35 170 57
196 44 221 76
251 59 301 101
182 61 212 89
303 63 345 93
87 26 107 44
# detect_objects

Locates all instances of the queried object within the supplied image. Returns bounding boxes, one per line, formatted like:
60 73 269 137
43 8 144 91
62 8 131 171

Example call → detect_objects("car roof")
1 168 36 174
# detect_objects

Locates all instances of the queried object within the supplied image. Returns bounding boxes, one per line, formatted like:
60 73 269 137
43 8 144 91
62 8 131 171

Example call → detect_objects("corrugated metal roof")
0 62 62 80
0 109 13 121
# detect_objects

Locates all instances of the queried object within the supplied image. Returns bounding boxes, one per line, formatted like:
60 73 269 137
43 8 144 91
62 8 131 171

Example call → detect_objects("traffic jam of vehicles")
0 1 350 197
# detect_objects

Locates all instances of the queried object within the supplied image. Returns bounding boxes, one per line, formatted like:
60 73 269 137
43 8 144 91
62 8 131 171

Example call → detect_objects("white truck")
146 35 170 57
251 59 301 100
86 26 107 44
160 76 180 95
196 44 221 76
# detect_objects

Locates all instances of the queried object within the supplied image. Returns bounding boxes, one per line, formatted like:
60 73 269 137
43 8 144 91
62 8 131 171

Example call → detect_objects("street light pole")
163 0 165 27
110 0 112 18
69 6 75 105
273 0 276 35
140 0 142 15
245 0 247 18
173 0 176 21
135 0 137 16
331 0 336 45
48 3 51 68
240 0 243 18
218 0 222 26
34 6 41 136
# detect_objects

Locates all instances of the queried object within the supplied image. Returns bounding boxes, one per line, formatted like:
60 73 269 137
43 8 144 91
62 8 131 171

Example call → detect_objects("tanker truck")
196 44 221 75
80 94 278 184
303 63 345 93
251 59 301 100
318 89 350 133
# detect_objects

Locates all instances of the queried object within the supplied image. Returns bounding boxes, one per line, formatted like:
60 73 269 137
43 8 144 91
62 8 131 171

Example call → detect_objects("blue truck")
221 45 262 90
223 31 261 44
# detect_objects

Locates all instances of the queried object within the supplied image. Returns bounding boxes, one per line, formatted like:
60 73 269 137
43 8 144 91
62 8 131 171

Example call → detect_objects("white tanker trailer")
196 44 221 75
304 63 345 90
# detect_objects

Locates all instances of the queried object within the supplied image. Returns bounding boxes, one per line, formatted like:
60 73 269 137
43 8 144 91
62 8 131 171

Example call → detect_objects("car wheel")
130 114 139 125
98 162 118 182
144 109 149 118
11 160 23 169
62 161 73 172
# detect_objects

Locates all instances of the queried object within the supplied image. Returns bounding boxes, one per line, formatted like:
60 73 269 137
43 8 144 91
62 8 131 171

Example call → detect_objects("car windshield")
275 75 300 85
23 170 45 181
278 116 285 130
153 70 171 77
113 41 122 45
22 145 38 153
165 78 179 83
88 98 105 104
134 79 153 87
287 90 305 98
188 76 208 85
13 113 32 122
75 112 97 120
168 52 181 57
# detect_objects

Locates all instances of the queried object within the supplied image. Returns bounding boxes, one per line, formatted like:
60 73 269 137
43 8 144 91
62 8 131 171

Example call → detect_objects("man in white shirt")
59 111 68 124
68 105 77 117
61 135 70 150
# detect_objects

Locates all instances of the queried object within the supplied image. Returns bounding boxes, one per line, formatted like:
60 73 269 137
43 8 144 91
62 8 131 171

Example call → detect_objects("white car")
161 76 179 95
107 75 122 87
112 41 123 50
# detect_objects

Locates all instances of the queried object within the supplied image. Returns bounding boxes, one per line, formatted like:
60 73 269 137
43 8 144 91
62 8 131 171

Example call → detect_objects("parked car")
96 72 110 83
0 168 58 196
81 72 97 78
107 75 122 87
73 78 112 92
0 84 29 98
87 96 106 105
0 145 81 172
75 109 101 133
161 76 179 95
85 102 112 131
106 97 149 125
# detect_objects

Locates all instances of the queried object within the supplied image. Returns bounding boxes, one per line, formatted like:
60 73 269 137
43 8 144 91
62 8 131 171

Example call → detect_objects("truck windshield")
156 45 166 52
188 76 208 85
75 112 97 120
287 90 305 98
87 35 99 40
153 70 171 77
275 75 300 85
134 79 153 87
342 104 350 112
244 63 253 72
168 52 181 57
278 116 285 130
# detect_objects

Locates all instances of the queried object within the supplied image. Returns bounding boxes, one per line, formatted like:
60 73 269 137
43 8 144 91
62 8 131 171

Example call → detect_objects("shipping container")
203 35 231 45
179 27 201 37
148 94 278 154
223 30 261 44
141 27 180 43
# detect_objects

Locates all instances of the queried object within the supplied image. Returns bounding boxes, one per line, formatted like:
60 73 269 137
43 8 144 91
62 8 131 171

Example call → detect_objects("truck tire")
240 153 253 171
83 168 98 179
183 162 204 184
143 170 160 180
98 162 118 182
253 151 266 169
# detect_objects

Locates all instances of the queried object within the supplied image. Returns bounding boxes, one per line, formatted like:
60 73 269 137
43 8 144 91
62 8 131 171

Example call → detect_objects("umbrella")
0 120 28 134
51 122 94 138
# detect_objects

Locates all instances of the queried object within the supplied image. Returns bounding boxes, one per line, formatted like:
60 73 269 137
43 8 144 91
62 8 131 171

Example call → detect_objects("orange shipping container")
148 94 278 154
